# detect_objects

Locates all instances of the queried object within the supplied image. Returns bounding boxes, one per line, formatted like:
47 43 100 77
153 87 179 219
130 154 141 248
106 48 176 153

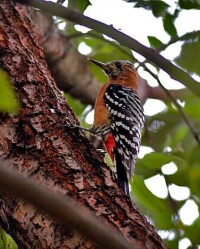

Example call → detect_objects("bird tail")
114 150 129 196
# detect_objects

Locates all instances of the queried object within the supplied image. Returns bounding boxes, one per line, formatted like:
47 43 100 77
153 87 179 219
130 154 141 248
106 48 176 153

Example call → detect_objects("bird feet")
97 149 106 157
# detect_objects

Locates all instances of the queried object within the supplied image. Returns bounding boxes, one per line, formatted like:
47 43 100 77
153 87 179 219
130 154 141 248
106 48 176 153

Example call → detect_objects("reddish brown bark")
0 1 167 249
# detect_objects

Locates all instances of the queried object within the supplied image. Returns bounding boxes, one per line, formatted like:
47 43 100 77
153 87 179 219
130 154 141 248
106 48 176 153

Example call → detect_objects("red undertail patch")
104 133 116 161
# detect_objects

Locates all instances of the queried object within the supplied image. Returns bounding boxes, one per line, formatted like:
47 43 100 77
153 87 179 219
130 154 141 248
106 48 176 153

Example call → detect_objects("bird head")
88 58 138 90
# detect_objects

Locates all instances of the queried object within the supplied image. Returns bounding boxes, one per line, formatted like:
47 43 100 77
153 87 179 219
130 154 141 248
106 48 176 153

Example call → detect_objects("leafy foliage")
131 175 174 229
125 0 169 17
175 37 200 75
163 13 177 37
124 0 200 10
0 228 18 249
74 0 91 12
68 0 91 12
178 0 200 9
148 36 163 49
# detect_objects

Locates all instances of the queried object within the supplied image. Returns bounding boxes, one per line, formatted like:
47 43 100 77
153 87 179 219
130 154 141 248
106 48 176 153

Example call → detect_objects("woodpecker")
88 59 144 196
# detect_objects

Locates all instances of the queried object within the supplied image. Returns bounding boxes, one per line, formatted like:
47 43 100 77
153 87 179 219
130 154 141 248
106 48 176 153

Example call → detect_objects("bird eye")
115 62 122 70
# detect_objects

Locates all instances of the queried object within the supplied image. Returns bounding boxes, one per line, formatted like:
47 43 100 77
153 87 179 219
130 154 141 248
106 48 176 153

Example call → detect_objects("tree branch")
137 30 200 71
159 30 200 51
13 0 200 98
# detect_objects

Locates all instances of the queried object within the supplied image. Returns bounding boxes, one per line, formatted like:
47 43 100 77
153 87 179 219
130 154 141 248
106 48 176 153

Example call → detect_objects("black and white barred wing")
104 84 144 179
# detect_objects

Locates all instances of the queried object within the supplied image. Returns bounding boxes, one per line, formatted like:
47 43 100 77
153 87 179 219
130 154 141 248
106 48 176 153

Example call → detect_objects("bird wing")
104 84 144 179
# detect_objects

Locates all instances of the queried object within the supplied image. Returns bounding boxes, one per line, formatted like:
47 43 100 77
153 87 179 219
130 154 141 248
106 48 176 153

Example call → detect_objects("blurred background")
1 0 200 248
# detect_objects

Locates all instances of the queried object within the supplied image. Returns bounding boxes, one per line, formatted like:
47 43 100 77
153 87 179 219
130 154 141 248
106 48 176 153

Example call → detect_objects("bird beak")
87 58 108 71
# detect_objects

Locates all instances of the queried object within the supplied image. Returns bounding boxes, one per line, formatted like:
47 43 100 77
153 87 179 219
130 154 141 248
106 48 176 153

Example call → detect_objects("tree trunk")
0 1 167 248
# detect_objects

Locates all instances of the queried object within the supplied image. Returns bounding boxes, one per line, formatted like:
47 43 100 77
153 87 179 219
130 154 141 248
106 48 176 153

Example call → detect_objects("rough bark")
0 1 167 249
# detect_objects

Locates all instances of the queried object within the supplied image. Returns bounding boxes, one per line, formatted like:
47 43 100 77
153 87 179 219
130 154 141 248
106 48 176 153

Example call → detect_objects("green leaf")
138 152 185 171
189 165 200 198
0 229 6 249
179 0 200 9
166 169 190 186
5 233 18 249
184 219 200 244
0 228 18 249
135 0 169 17
165 238 179 249
135 160 157 179
185 97 200 116
0 69 20 113
141 152 171 169
175 38 200 75
163 13 177 37
68 0 91 12
148 36 163 49
131 175 173 229
76 0 91 12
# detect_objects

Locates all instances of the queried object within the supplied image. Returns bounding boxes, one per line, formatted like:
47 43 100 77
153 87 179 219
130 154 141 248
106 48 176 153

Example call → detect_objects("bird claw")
61 122 90 132
97 149 106 157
